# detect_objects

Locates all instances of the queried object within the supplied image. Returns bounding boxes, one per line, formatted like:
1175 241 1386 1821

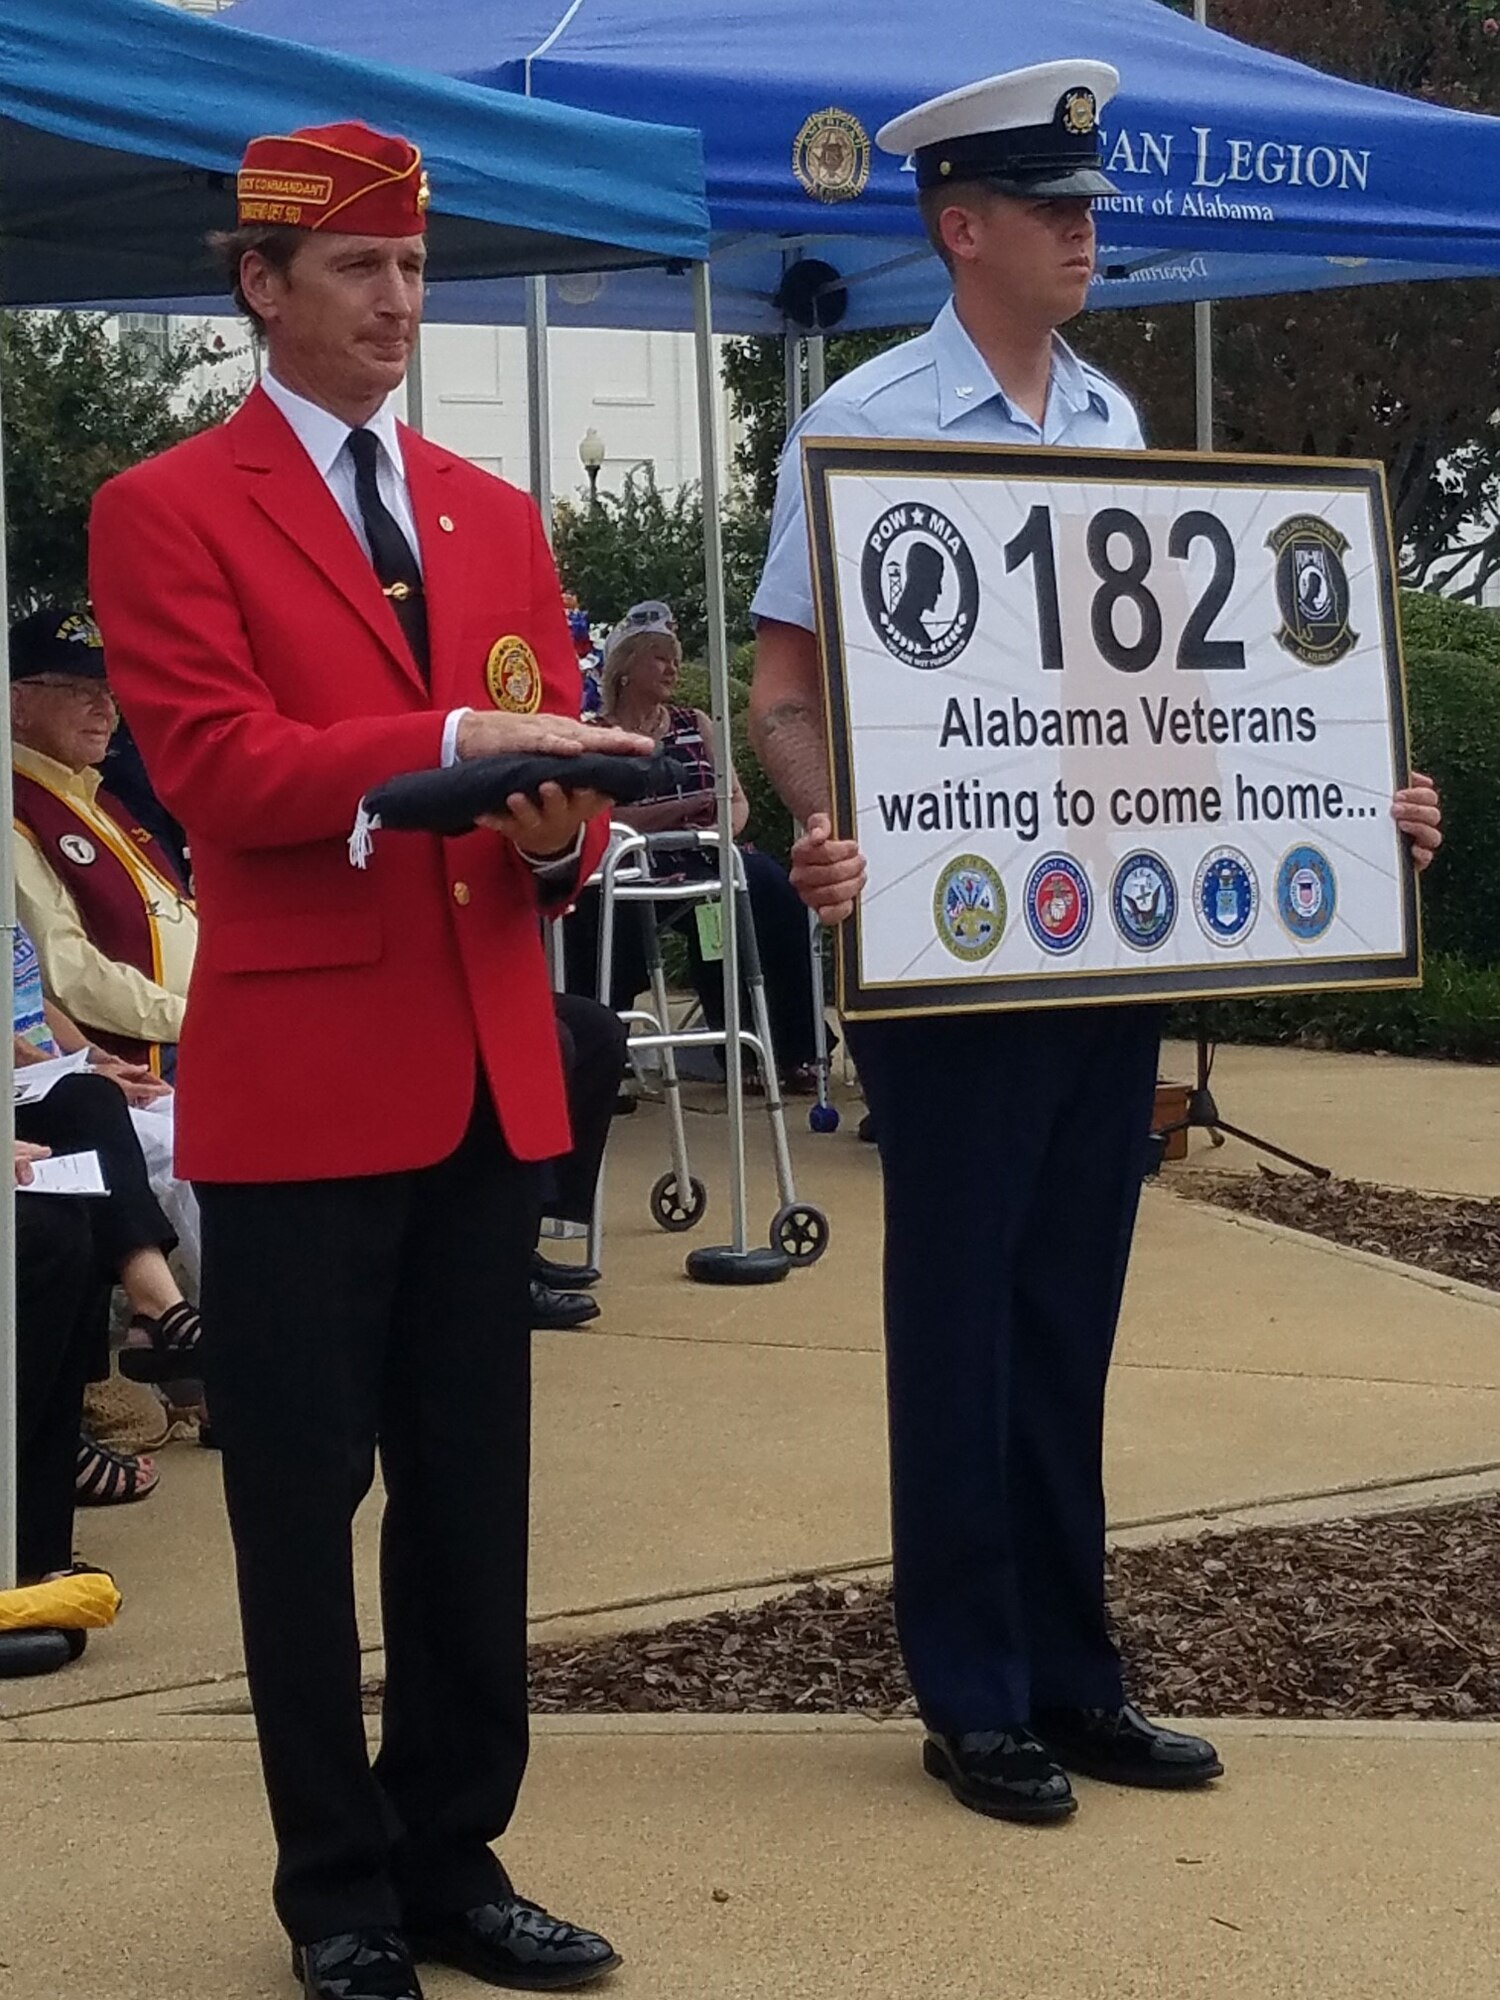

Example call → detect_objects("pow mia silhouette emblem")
860 502 980 670
1267 515 1357 666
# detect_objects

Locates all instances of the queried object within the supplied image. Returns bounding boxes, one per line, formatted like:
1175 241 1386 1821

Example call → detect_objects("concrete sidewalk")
3 1715 1496 2000
4 1042 1498 1994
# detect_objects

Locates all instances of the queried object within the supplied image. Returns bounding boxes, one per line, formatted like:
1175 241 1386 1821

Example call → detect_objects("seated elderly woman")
563 601 823 1090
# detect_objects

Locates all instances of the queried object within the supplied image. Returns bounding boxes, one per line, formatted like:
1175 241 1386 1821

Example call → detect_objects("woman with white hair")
564 601 823 1090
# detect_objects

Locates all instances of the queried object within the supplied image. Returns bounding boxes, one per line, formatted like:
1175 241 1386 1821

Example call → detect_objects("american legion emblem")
793 108 872 204
485 635 542 714
1267 515 1357 666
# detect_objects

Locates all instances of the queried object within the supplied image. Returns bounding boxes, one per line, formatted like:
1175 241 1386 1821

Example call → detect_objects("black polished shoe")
292 1930 423 2000
409 1898 620 1991
532 1251 600 1290
922 1729 1077 1823
1034 1702 1224 1789
528 1279 600 1332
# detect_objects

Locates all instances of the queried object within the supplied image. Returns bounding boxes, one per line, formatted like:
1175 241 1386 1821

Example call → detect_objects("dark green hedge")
1176 952 1500 1064
1398 589 1500 669
1404 648 1500 967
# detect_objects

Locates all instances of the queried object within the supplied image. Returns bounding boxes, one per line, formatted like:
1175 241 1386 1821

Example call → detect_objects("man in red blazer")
89 123 647 2000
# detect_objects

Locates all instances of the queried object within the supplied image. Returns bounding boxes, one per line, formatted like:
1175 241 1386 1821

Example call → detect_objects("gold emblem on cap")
416 169 431 213
1061 88 1098 137
792 108 872 205
485 635 542 715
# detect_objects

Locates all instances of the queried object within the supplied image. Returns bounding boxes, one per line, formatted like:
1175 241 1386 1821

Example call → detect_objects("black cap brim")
979 166 1118 198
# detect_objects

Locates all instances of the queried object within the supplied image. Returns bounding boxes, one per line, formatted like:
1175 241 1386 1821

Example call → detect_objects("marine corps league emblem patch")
1267 515 1358 666
793 108 872 203
485 635 542 714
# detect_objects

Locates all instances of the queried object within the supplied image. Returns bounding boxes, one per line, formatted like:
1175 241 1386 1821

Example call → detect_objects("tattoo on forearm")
750 696 832 824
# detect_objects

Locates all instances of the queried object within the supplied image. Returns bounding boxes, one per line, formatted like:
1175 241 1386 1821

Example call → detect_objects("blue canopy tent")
224 0 1500 328
0 0 724 1602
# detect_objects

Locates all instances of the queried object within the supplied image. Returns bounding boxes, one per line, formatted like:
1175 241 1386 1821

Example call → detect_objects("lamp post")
579 426 605 506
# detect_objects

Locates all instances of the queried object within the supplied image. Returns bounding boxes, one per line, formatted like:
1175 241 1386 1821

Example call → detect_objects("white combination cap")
876 59 1120 197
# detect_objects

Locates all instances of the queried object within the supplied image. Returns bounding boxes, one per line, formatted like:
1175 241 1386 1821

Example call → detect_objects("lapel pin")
438 514 455 533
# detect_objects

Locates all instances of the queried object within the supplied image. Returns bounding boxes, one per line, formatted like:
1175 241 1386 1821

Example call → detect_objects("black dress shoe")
1034 1702 1224 1789
528 1279 600 1331
532 1251 600 1290
292 1930 423 2000
922 1729 1077 1823
409 1897 620 1991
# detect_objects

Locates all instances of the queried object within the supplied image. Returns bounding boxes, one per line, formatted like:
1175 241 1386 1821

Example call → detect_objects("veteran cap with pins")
877 59 1120 198
236 120 430 236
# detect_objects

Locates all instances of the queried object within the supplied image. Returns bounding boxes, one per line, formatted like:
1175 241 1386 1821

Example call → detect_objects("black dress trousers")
196 1083 540 1943
845 1004 1162 1733
16 1195 105 1581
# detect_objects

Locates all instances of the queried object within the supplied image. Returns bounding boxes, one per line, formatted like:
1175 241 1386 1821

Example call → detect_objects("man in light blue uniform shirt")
750 59 1444 1828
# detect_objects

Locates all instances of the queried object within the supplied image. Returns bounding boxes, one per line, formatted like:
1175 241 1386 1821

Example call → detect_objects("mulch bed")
1175 1168 1500 1294
498 1498 1500 1722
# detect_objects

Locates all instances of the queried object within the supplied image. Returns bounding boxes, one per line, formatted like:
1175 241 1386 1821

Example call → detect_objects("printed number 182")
1002 503 1246 675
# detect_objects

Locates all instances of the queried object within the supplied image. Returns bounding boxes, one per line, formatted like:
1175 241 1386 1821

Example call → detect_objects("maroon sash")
13 768 190 1069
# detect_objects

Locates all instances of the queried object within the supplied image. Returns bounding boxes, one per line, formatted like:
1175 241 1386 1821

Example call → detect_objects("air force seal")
861 502 979 670
1268 515 1357 666
1024 855 1092 955
1110 851 1177 952
1193 846 1259 947
793 108 872 204
485 635 542 715
934 854 1005 963
1276 844 1337 941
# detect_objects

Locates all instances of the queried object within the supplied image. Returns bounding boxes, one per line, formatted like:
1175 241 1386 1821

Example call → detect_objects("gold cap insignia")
1061 88 1097 137
416 170 431 213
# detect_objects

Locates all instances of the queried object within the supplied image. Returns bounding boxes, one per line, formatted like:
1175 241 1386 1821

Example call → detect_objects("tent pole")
405 327 426 436
0 376 19 1593
806 335 827 404
1193 0 1214 453
526 275 554 538
693 262 749 1256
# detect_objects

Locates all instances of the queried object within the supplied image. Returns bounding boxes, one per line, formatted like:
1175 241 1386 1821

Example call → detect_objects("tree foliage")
2 312 239 617
552 470 769 656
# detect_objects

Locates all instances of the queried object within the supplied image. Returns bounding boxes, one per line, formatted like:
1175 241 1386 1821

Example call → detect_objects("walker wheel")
650 1172 708 1233
808 1102 841 1134
770 1201 830 1266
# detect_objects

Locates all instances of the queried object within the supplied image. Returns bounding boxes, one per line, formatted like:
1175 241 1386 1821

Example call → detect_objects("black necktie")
348 427 429 683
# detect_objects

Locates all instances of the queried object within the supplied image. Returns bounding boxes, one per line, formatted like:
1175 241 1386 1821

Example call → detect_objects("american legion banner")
804 441 1420 1020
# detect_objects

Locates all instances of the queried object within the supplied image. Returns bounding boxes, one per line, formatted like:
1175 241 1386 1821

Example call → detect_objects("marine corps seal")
1267 515 1358 666
485 635 542 715
793 108 872 204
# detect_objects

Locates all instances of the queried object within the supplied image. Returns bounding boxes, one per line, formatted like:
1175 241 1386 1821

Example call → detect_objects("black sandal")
117 1301 203 1384
75 1431 159 1506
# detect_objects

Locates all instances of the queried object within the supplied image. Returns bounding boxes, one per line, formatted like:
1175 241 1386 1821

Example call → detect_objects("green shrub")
1405 648 1500 966
1174 951 1500 1063
1398 589 1500 669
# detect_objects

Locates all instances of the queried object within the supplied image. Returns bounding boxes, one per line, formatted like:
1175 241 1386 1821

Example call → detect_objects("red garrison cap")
236 121 429 235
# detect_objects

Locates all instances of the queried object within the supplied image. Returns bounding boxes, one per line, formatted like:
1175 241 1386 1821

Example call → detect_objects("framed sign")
804 441 1421 1020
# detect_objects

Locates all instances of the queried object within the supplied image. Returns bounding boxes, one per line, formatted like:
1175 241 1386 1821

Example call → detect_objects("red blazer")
88 386 608 1184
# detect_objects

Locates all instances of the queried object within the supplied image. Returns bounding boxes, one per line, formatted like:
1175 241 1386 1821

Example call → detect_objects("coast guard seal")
1276 844 1337 941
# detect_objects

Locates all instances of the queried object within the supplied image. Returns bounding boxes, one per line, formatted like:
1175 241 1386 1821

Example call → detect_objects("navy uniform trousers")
845 1002 1162 1733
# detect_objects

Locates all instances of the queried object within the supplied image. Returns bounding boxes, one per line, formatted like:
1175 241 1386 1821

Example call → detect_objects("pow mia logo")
1024 854 1093 955
861 503 979 670
1276 844 1337 941
933 853 1005 963
485 635 542 715
1267 515 1357 666
1193 846 1259 948
1110 851 1177 953
1060 88 1098 136
58 833 97 867
792 108 871 204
